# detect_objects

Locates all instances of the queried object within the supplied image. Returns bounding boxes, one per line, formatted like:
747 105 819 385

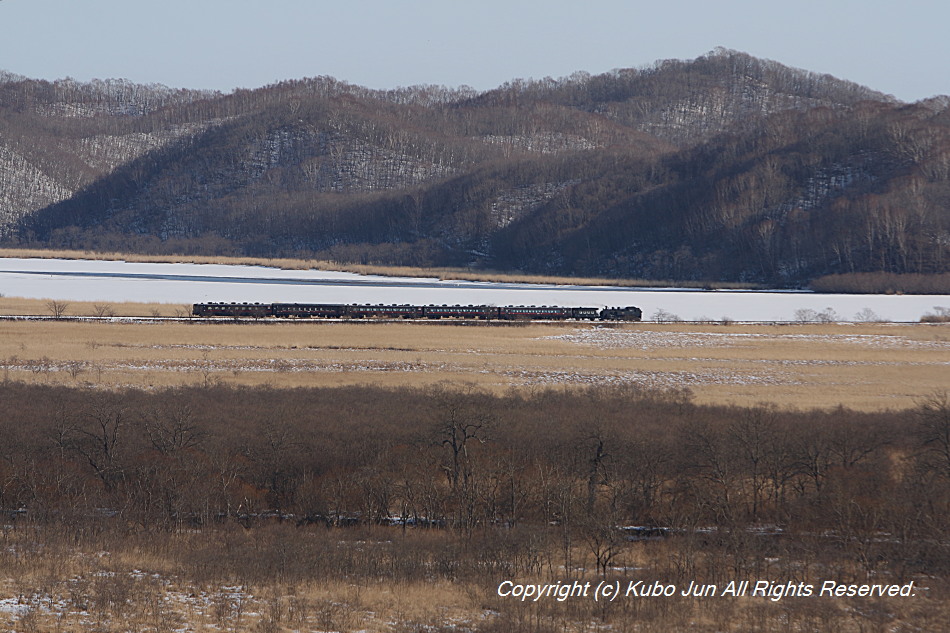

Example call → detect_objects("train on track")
192 302 643 321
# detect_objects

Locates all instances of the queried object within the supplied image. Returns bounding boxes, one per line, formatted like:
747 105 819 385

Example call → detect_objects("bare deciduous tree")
92 303 115 318
916 391 950 480
46 300 69 319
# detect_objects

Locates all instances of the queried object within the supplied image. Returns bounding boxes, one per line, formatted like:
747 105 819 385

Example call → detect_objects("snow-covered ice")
1 257 948 322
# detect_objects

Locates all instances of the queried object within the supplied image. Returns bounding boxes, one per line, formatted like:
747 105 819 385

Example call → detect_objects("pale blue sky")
1 0 947 101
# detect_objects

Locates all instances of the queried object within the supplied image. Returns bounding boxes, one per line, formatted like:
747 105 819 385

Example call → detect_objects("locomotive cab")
600 306 643 321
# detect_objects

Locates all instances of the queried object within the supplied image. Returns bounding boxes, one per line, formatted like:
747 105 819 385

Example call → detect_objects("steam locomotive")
192 302 643 321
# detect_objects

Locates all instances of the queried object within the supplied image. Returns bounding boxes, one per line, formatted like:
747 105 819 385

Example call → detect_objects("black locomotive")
192 302 642 321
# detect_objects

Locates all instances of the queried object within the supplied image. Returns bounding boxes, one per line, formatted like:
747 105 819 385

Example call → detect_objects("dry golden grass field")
3 295 949 632
1 297 947 411
1 530 479 633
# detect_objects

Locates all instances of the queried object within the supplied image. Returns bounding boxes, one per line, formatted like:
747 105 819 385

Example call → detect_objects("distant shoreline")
0 248 766 291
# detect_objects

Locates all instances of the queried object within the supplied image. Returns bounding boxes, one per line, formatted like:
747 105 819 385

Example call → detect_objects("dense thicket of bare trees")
1 382 947 629
0 383 946 564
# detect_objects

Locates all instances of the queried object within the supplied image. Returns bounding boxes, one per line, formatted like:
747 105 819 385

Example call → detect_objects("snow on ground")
501 367 800 389
0 572 262 631
1 257 948 322
544 328 950 351
0 356 441 378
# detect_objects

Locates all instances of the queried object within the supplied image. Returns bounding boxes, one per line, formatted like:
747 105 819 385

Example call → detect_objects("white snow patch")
544 328 950 351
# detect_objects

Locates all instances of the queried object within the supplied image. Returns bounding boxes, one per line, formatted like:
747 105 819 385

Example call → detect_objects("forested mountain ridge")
465 48 893 145
2 50 948 284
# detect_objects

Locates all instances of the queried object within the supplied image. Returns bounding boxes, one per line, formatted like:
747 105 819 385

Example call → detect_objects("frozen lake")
1 257 948 323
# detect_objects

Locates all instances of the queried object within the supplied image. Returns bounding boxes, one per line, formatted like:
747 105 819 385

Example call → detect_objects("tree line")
1 383 947 560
